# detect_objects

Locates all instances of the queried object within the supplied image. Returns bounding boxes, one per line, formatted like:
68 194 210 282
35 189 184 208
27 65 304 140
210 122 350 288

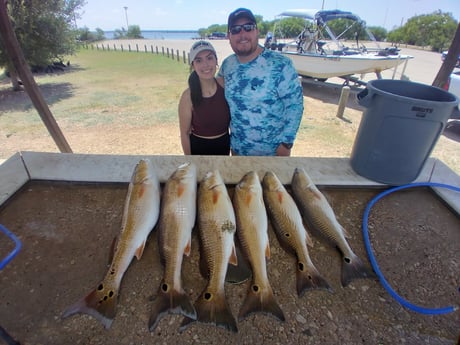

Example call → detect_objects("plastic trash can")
350 79 458 184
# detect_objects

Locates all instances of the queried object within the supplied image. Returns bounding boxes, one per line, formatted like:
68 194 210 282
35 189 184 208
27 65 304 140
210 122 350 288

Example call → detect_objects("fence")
83 42 191 64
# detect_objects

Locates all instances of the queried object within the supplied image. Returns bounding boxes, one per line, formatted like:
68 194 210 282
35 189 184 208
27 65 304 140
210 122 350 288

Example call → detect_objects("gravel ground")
0 181 458 345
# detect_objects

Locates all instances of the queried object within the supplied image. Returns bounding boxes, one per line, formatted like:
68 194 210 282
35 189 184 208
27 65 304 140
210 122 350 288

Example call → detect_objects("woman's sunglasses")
229 23 256 35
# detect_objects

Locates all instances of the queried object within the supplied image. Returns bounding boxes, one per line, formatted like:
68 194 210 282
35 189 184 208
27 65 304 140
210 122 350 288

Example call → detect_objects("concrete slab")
0 151 458 214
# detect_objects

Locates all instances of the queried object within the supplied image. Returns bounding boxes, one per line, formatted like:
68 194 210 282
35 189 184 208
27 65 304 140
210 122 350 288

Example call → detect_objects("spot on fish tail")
204 292 213 301
344 257 351 264
298 262 305 272
161 283 169 292
252 284 260 293
97 284 104 291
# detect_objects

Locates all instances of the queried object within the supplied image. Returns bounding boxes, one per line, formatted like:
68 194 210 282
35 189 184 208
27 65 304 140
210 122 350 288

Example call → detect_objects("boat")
268 9 413 82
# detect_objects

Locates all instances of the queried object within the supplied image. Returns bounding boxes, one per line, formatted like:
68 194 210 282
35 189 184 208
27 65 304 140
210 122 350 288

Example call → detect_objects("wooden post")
433 23 460 88
336 86 350 119
176 50 180 62
0 2 72 153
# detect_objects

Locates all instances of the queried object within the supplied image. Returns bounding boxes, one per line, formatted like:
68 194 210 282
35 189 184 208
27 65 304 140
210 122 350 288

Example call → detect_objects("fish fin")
238 283 285 322
341 225 351 239
148 282 196 332
296 262 332 297
305 230 314 248
229 243 238 266
108 236 117 266
341 253 376 287
178 315 195 333
62 283 118 329
134 240 146 260
265 242 271 260
225 245 252 284
183 237 192 257
185 288 238 333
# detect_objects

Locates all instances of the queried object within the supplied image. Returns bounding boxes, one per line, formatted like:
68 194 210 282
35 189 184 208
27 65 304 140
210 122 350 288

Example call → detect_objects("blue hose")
0 224 22 270
362 182 460 315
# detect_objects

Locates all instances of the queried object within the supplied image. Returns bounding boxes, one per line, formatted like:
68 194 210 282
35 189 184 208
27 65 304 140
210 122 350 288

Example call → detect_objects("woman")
178 40 230 155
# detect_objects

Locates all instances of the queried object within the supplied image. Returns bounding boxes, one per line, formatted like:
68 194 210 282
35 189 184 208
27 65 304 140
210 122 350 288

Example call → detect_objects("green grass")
0 47 190 129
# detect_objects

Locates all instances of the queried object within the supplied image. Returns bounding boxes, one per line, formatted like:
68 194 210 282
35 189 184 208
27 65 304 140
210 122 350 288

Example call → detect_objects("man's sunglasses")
229 23 256 35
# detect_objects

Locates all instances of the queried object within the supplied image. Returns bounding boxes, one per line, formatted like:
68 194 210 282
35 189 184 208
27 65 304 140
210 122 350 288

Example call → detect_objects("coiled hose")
0 224 22 270
362 182 460 315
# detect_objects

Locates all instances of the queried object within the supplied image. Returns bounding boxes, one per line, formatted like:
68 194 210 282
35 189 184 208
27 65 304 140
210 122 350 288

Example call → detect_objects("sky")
76 0 460 31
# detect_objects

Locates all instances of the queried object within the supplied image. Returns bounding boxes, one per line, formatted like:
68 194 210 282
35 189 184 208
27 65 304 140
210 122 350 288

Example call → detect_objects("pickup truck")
444 70 460 123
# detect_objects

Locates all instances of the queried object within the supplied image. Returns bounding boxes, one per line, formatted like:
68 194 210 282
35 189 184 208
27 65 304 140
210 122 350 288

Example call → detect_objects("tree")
387 11 457 51
433 22 460 88
274 17 305 39
368 26 387 42
0 0 86 89
113 25 143 39
76 27 105 42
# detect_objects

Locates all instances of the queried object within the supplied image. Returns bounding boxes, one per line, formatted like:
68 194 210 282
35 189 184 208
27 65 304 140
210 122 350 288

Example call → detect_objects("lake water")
104 30 200 40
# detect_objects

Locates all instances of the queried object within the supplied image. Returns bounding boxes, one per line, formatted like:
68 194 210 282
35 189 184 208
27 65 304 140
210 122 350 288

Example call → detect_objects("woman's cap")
189 40 216 63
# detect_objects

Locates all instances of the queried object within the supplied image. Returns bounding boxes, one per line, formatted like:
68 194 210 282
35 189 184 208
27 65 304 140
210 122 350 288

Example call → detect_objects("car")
441 51 460 67
208 32 227 40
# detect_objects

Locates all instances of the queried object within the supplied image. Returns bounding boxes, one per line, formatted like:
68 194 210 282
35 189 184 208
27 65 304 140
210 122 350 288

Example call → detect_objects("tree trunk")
432 23 460 88
8 63 22 91
0 1 72 153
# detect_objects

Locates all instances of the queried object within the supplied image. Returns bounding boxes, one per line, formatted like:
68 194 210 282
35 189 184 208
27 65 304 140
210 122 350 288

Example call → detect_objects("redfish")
181 170 238 333
291 167 375 287
148 162 197 331
62 159 161 329
262 171 331 296
233 171 285 322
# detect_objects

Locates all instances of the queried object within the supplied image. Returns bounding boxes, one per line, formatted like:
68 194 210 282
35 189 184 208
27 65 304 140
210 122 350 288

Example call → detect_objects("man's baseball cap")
228 8 256 29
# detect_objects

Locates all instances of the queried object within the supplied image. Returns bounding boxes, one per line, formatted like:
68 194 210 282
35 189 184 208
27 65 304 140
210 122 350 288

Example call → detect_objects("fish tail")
341 253 376 287
148 283 196 332
62 284 118 329
296 262 332 297
180 288 238 333
238 283 285 322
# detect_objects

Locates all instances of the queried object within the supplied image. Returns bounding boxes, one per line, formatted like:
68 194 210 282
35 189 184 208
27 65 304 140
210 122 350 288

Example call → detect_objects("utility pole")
123 6 129 30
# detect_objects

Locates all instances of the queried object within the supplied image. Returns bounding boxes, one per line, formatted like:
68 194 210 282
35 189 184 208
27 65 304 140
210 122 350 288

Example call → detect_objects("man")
217 8 304 156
